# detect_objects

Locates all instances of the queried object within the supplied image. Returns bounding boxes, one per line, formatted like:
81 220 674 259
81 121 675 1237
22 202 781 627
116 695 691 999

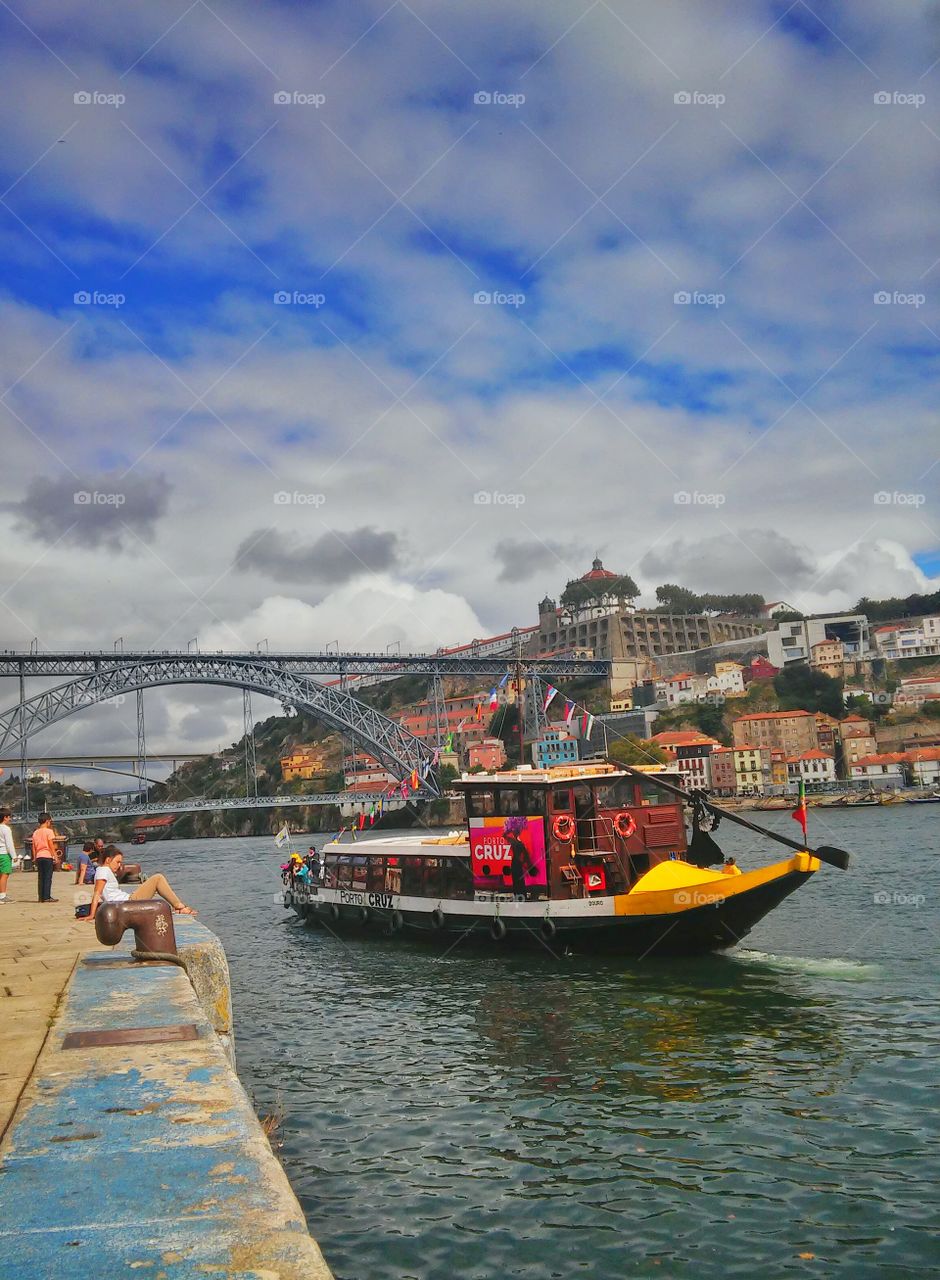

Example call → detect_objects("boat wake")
734 949 880 979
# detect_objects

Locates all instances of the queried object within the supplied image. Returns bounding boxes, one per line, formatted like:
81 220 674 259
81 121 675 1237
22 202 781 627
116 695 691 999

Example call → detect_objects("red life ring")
613 811 636 840
552 814 576 843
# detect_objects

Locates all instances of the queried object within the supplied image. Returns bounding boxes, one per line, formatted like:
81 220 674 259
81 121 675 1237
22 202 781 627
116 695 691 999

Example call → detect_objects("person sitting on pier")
86 846 197 921
74 840 98 886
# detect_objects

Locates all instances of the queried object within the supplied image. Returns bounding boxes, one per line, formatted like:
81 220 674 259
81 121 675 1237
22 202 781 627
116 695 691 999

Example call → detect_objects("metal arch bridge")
0 657 446 797
0 649 609 678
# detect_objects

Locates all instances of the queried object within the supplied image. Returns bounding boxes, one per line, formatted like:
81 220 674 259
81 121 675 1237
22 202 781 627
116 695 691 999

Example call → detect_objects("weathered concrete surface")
0 870 89 1140
177 922 236 1069
0 896 333 1279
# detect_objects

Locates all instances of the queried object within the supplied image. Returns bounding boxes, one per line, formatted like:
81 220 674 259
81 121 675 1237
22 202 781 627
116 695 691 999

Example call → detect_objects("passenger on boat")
721 857 742 876
86 847 197 920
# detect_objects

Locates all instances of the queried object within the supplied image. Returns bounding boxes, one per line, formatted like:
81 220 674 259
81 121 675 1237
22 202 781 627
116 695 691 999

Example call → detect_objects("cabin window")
594 777 634 809
637 780 671 807
496 787 545 816
367 856 385 891
335 856 353 889
401 856 425 895
322 856 339 889
352 856 368 890
550 787 574 812
467 789 496 817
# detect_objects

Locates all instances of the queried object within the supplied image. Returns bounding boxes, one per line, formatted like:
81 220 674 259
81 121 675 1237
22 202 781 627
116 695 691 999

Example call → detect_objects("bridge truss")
0 657 443 796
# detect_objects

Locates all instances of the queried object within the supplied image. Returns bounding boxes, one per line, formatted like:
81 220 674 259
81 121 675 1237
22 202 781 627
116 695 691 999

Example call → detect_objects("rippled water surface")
149 808 940 1279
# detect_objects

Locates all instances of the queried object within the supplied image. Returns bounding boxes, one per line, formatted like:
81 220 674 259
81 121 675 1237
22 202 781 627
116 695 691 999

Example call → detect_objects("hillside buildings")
533 558 767 696
280 747 328 781
766 613 870 672
873 616 940 660
731 709 818 755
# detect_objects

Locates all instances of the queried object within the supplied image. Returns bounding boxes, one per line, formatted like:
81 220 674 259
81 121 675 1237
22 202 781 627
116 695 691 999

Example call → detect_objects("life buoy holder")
490 916 507 941
430 907 446 930
552 814 576 843
613 811 636 840
541 917 557 941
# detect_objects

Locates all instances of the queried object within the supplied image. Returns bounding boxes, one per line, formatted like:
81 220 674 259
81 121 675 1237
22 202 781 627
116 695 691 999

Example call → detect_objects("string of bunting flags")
338 672 599 837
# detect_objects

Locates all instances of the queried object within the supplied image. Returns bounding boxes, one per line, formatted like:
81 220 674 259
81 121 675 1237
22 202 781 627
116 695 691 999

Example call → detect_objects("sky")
1 0 939 765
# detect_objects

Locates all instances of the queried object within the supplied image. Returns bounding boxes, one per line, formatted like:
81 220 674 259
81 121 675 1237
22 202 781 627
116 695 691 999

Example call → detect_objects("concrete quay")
0 869 332 1279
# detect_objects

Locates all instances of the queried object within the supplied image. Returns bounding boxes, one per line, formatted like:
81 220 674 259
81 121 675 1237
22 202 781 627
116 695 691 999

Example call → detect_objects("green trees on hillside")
856 591 940 622
561 574 640 610
654 585 765 616
607 736 668 767
773 665 843 718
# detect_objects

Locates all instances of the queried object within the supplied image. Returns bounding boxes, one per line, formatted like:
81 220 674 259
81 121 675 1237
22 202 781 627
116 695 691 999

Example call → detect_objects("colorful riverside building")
709 746 736 796
731 709 818 757
344 752 398 793
531 727 579 768
733 745 771 795
468 737 507 771
280 747 328 781
839 715 877 772
399 693 504 753
786 749 837 789
651 731 719 790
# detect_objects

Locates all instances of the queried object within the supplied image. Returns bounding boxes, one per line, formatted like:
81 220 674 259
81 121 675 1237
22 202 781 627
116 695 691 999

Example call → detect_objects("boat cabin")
457 762 688 900
317 763 689 904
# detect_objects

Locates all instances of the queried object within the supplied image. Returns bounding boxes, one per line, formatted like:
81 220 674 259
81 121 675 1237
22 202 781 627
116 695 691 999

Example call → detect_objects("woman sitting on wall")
87 846 197 921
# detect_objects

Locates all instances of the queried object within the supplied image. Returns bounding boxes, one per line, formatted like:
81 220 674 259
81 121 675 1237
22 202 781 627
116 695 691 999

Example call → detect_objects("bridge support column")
19 669 29 816
243 689 258 798
136 688 148 800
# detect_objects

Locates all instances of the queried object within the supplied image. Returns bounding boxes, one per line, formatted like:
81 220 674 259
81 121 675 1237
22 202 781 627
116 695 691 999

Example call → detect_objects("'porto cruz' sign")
339 890 396 908
469 817 547 890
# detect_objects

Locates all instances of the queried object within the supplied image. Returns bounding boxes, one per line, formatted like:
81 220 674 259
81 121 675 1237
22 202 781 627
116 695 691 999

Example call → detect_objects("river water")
148 807 939 1280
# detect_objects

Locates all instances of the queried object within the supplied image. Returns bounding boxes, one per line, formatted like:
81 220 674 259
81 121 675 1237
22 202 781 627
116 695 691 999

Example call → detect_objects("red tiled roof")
796 749 834 761
853 753 906 767
581 557 618 581
652 731 718 746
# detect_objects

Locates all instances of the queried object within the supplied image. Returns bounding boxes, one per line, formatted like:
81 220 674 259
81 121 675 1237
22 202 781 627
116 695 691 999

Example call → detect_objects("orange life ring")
552 814 576 843
613 811 636 840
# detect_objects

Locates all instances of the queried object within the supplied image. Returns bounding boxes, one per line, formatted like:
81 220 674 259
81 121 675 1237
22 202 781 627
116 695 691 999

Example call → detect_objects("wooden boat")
906 792 940 804
283 762 848 956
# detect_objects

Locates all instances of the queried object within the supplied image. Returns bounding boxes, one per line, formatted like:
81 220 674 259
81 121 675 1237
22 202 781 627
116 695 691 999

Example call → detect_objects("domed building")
534 558 768 697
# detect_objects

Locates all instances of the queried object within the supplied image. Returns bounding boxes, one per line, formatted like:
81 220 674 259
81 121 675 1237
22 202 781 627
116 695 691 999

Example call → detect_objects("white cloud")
200 579 486 653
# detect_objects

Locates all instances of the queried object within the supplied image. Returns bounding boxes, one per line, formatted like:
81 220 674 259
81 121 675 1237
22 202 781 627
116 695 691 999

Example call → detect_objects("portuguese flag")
791 778 808 842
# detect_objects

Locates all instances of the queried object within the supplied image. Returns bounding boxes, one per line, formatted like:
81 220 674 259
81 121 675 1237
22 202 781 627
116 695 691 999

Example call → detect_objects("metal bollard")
95 900 178 959
118 863 143 884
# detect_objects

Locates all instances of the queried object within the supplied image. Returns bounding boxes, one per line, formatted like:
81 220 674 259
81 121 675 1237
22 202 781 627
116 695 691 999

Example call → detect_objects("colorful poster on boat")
469 816 547 891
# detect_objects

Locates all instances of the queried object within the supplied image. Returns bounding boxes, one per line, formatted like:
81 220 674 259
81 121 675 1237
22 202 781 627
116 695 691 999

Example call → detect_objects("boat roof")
323 833 470 856
457 762 681 787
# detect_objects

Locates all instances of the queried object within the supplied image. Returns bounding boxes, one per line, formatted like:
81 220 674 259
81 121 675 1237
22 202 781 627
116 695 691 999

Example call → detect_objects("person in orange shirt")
31 812 62 903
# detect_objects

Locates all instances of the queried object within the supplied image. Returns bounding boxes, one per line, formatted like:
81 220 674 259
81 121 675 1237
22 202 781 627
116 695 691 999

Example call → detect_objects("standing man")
0 808 15 903
31 812 61 903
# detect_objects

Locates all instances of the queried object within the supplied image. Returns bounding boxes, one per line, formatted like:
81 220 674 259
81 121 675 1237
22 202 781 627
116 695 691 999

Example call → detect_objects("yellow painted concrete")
0 869 92 1138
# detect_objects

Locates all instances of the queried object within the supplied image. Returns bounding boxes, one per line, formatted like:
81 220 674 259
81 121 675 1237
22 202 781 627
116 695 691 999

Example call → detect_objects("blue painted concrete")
0 922 332 1279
